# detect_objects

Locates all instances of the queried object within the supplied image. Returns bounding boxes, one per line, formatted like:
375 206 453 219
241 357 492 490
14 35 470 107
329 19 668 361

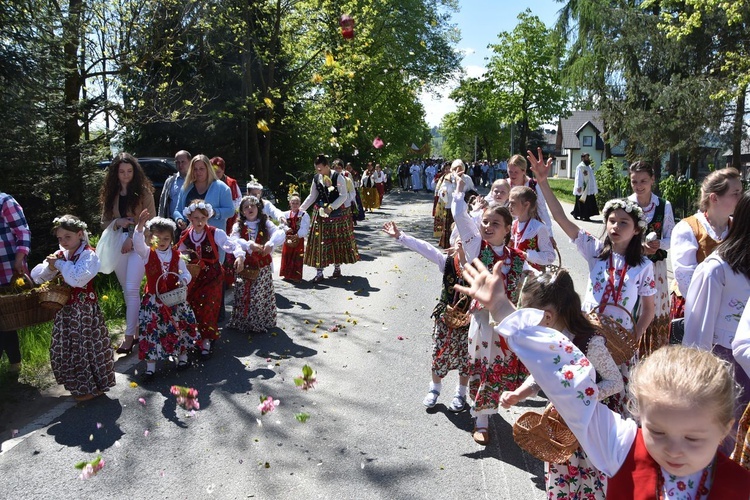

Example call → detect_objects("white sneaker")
423 390 440 408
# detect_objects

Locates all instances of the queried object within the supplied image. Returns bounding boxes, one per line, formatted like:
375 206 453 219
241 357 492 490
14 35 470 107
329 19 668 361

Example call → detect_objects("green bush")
595 159 630 209
659 175 700 220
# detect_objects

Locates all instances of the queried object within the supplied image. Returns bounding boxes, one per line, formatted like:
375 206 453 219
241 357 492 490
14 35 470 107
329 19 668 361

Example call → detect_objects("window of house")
582 135 593 147
560 159 566 170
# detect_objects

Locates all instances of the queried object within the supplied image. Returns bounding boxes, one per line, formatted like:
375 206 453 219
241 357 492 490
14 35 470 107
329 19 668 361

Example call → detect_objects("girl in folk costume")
506 154 553 232
670 168 741 340
31 216 115 402
178 200 244 359
732 306 750 469
487 178 510 208
228 195 285 333
528 148 655 417
360 162 380 212
300 154 360 283
507 186 555 270
683 191 750 456
437 159 475 249
500 269 623 499
451 173 527 445
212 156 243 291
372 163 388 206
280 192 310 282
627 161 675 358
345 162 365 223
454 259 750 500
132 211 199 383
432 162 452 247
382 221 471 413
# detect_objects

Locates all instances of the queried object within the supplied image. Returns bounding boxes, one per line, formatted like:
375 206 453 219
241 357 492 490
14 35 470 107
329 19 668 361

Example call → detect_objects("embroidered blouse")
281 210 311 239
733 304 750 379
670 212 729 296
132 229 191 286
230 219 285 255
31 242 99 288
683 254 750 350
574 229 656 329
510 218 555 266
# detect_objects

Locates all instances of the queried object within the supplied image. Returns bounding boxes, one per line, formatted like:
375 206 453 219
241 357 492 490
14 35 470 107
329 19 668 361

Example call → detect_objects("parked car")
97 157 177 206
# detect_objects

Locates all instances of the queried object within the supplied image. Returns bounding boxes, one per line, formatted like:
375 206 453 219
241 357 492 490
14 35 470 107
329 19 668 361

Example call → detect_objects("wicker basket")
587 303 638 365
0 289 56 331
444 294 471 329
38 282 72 311
186 263 201 279
238 267 260 281
513 404 579 463
285 235 300 248
156 272 187 307
546 247 562 275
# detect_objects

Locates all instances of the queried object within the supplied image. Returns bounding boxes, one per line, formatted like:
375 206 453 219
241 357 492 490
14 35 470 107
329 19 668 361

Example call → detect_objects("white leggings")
114 250 145 338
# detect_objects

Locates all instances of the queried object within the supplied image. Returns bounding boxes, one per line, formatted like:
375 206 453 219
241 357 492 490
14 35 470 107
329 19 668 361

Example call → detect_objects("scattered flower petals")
114 441 121 448
96 423 102 429
138 398 146 405
75 456 104 480
258 396 279 415
170 385 200 410
293 364 317 390
89 434 94 441
295 412 311 423
144 430 150 437
397 336 404 340
11 429 18 438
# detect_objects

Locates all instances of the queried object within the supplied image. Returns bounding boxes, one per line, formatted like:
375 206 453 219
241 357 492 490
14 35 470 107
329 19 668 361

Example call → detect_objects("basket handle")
589 302 636 329
156 271 183 296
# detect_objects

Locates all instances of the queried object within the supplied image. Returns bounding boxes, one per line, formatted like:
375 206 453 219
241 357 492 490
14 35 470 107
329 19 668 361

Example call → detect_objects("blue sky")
420 0 561 126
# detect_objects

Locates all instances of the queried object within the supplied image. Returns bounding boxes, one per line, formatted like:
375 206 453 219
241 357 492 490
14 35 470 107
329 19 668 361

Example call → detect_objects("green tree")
486 10 567 154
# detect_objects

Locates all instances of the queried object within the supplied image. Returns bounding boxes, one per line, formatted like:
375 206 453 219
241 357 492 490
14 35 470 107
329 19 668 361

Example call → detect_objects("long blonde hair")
183 154 219 190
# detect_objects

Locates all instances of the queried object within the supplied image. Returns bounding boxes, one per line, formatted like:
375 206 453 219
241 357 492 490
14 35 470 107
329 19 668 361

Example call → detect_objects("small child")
279 193 311 282
31 215 115 402
500 269 623 499
178 200 244 359
507 186 555 270
228 195 285 333
454 259 750 499
132 210 199 382
382 221 471 413
486 178 510 208
451 173 528 445
246 176 284 222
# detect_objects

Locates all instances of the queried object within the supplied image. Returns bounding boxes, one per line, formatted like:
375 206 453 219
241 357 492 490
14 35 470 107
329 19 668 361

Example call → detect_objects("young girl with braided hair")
507 185 555 270
279 192 310 282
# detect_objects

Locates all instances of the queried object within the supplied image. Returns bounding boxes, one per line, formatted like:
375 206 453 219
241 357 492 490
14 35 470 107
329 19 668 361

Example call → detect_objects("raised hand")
453 258 510 313
135 209 150 232
382 221 401 239
526 147 553 181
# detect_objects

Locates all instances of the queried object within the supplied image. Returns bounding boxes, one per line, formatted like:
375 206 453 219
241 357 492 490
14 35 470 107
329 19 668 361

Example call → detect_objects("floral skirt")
545 448 607 500
228 265 276 333
438 209 454 249
304 206 359 268
50 302 115 396
637 259 670 358
361 187 379 210
280 237 305 281
138 293 199 361
603 357 634 419
432 317 471 379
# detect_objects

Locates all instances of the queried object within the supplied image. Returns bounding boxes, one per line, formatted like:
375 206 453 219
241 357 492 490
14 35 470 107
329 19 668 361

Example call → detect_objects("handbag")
96 220 124 274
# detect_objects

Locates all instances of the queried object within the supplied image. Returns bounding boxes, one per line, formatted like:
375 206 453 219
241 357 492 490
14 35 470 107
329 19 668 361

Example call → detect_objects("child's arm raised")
527 148 581 241
455 258 636 477
450 177 482 262
383 221 447 271
132 209 151 262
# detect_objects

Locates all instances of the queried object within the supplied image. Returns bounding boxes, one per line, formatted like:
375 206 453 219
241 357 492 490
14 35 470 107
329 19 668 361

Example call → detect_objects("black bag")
669 318 684 345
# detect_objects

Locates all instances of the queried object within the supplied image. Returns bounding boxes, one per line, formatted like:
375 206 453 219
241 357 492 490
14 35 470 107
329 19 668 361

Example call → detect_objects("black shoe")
176 360 191 371
140 370 155 384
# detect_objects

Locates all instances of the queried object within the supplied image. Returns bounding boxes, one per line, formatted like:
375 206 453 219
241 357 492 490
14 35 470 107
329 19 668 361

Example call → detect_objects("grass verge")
547 178 576 204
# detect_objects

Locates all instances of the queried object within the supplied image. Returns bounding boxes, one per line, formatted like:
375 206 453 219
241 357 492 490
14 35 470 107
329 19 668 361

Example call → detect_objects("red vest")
178 225 219 264
607 429 750 499
143 248 180 295
240 222 272 268
62 245 96 305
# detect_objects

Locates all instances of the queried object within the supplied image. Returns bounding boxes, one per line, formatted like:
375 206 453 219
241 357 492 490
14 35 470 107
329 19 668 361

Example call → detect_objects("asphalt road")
0 188 627 500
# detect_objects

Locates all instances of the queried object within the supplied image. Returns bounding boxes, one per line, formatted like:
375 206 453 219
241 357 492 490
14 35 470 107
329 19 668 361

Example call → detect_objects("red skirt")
187 261 223 341
280 237 305 281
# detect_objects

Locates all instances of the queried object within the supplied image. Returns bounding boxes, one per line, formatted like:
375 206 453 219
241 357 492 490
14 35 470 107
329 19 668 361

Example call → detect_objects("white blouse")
574 229 656 329
231 219 286 254
493 309 714 498
510 218 556 266
670 212 729 296
627 193 675 251
440 173 475 203
733 304 750 379
177 227 245 259
524 179 553 232
132 229 191 286
396 232 447 272
300 173 349 212
31 242 99 288
281 210 311 239
683 254 750 350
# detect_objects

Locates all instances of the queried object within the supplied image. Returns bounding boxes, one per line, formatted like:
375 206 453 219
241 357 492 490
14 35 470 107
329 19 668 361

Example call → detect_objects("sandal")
176 360 191 371
311 275 324 284
472 427 490 446
140 370 155 384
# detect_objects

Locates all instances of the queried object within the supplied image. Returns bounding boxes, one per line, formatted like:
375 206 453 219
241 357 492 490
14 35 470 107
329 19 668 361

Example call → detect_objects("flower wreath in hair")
183 201 214 218
145 217 177 233
246 175 263 193
53 216 88 232
602 198 648 229
287 184 299 202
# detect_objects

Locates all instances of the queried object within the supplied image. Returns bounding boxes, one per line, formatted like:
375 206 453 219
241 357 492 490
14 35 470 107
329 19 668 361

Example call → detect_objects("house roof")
558 110 604 150
722 137 750 157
